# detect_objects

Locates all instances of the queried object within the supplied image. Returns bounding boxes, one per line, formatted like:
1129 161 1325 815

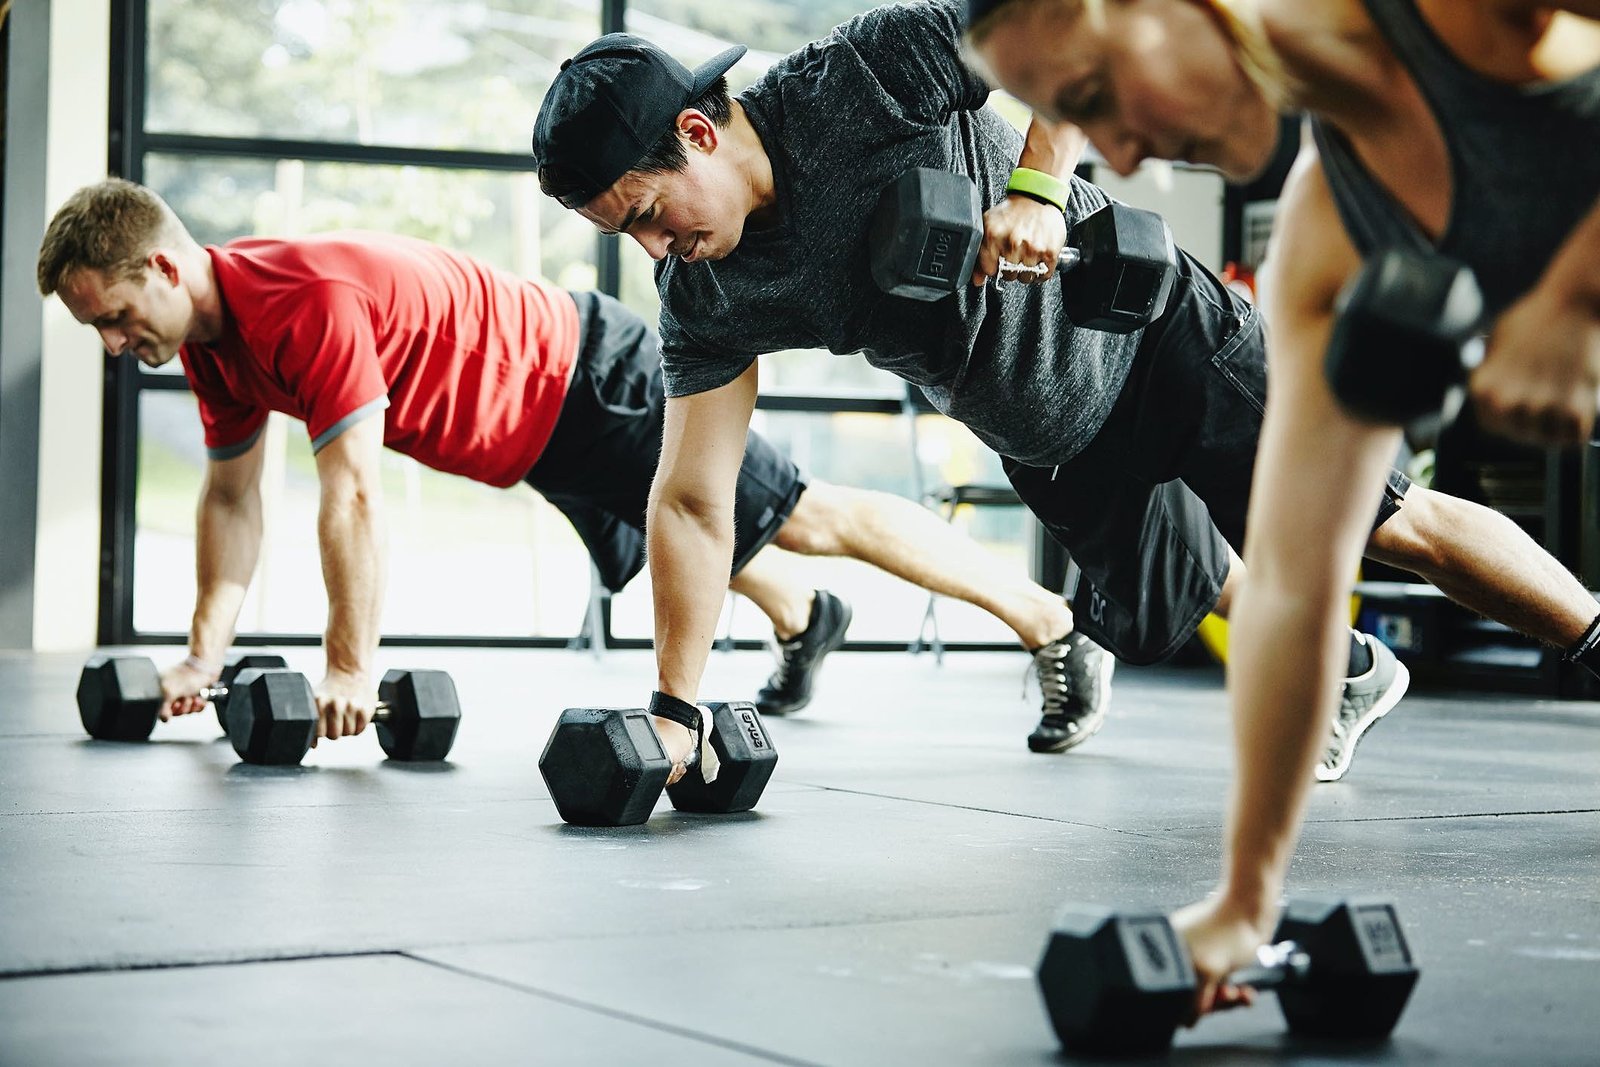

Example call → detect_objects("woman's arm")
1175 142 1407 1016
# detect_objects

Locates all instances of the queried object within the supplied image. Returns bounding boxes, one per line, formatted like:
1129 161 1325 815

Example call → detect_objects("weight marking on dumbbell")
1359 905 1409 966
919 227 960 280
1138 926 1168 972
737 708 767 750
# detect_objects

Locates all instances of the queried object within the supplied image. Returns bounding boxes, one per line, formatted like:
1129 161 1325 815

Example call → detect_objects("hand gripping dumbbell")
1037 896 1419 1056
76 651 289 741
1325 248 1487 425
538 701 778 826
868 166 1178 333
224 667 461 766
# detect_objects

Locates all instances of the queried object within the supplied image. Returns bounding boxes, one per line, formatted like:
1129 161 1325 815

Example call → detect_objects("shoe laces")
1026 639 1074 717
767 635 805 691
1322 683 1357 764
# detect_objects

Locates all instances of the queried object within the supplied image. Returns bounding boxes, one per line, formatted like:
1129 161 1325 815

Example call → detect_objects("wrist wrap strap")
648 691 702 733
1005 167 1070 212
1562 611 1600 676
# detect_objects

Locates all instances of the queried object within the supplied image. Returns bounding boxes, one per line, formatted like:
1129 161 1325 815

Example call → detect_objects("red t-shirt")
180 233 580 487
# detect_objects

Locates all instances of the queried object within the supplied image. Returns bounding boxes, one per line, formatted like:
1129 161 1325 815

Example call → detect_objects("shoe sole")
758 599 854 717
1317 659 1410 783
1027 649 1115 754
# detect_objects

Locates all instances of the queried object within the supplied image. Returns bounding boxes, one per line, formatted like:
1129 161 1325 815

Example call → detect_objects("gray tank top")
1310 0 1600 315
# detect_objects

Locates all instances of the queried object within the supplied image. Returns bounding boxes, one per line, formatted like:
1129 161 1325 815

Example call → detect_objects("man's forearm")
648 500 735 701
190 492 263 666
318 489 386 678
1016 116 1088 183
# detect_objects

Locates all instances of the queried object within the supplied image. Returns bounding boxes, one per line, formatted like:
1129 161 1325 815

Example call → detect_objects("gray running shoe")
1317 634 1410 783
1026 632 1115 754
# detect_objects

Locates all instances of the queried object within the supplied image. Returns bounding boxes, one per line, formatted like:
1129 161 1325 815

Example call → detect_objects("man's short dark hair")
537 77 732 207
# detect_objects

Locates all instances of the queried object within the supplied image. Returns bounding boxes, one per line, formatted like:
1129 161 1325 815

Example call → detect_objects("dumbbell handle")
998 246 1083 278
1223 940 1312 990
196 682 391 719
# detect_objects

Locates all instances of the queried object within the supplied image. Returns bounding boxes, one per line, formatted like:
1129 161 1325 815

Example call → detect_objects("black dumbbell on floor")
1038 896 1420 1056
868 167 1178 333
538 701 778 826
77 651 289 741
225 667 462 766
1325 248 1486 425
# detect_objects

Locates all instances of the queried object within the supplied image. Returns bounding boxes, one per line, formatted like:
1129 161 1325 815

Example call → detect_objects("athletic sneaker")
755 590 853 716
1026 631 1115 754
1317 634 1410 783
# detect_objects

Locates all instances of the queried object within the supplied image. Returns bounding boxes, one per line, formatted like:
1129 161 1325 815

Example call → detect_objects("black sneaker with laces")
755 590 853 716
1026 631 1114 754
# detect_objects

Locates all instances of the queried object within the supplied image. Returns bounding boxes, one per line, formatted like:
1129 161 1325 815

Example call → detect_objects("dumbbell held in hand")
1325 248 1486 426
226 667 461 766
1038 896 1419 1056
538 701 778 826
77 651 289 742
868 167 1178 333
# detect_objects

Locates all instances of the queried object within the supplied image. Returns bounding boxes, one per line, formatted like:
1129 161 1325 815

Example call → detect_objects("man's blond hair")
36 178 188 297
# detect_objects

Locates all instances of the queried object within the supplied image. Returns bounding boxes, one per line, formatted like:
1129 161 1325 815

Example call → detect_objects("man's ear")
678 109 720 154
149 250 181 287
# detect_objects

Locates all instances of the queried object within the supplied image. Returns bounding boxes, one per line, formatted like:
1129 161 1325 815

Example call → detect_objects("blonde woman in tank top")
964 0 1600 1022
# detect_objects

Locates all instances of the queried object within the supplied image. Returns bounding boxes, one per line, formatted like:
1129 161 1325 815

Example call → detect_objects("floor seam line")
1149 807 1600 832
791 783 1155 837
401 952 826 1067
0 949 402 981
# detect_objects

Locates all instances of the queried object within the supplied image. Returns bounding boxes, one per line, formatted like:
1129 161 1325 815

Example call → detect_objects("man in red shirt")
37 179 1094 746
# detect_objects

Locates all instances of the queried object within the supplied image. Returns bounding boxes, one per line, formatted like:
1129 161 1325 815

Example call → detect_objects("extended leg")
772 478 1074 648
1364 485 1596 648
767 478 1110 747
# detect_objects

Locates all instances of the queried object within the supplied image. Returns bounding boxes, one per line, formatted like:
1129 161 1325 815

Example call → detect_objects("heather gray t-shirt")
655 0 1141 466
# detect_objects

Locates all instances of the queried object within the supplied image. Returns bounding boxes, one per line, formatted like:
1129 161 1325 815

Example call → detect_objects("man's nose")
97 328 128 354
632 230 674 262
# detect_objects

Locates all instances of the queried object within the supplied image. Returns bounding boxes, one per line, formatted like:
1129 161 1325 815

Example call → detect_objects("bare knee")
1364 486 1449 574
773 480 850 556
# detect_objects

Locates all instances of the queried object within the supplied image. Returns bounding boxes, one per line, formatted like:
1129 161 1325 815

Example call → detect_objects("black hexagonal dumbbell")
226 667 461 766
1325 248 1487 426
1037 896 1420 1056
868 166 1178 333
76 651 289 742
213 654 293 733
538 700 778 826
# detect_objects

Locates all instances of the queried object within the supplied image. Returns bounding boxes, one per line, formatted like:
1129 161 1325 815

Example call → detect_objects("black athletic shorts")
1005 283 1410 665
524 291 807 594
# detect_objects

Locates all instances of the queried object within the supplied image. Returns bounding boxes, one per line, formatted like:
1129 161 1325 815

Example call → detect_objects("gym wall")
0 0 109 651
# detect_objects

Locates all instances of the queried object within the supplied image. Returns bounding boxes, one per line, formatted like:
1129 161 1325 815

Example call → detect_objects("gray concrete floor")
1 646 1597 1065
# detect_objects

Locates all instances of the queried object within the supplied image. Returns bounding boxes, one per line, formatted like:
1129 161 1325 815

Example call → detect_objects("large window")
146 0 595 153
108 0 1039 651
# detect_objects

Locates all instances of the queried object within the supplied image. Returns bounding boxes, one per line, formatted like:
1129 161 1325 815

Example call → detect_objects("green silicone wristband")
1004 167 1070 212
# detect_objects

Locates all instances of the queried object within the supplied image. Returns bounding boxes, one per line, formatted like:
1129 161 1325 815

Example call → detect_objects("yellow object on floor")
1196 573 1362 665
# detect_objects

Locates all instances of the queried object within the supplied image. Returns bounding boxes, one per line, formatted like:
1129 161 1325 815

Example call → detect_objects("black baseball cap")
531 34 747 209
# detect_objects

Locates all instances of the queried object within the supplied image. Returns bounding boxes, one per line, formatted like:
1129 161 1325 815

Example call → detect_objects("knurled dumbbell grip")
1223 940 1311 990
998 246 1083 277
197 683 390 719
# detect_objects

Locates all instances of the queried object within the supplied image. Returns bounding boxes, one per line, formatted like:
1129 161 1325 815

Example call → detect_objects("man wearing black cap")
531 0 1600 786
